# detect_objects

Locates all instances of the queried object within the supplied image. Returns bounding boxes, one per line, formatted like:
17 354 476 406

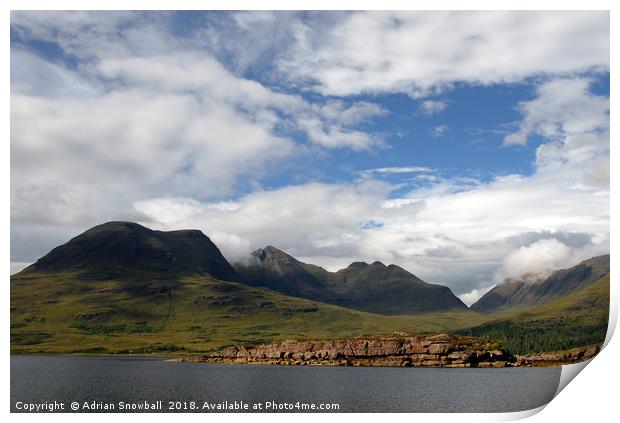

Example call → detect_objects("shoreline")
10 334 603 367
165 333 602 368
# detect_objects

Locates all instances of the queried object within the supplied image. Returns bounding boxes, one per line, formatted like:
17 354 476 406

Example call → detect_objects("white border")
3 1 617 421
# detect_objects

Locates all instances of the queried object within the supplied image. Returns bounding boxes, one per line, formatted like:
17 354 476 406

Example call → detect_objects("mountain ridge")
234 245 467 314
19 222 467 315
471 254 610 312
10 222 610 356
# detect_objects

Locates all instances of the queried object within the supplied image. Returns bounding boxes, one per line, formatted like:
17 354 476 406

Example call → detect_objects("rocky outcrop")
169 333 517 367
169 334 603 368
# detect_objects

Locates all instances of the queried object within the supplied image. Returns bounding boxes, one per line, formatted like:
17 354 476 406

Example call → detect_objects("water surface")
11 355 561 412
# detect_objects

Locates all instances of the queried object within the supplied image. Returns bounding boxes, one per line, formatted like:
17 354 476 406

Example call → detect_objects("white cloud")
458 285 495 307
361 166 433 177
11 87 294 201
134 181 391 262
504 78 610 146
432 124 449 138
10 19 386 258
10 11 171 59
503 78 610 195
10 49 100 97
317 100 387 125
492 238 605 284
9 17 384 267
296 117 381 150
97 52 385 150
420 100 448 115
276 11 609 97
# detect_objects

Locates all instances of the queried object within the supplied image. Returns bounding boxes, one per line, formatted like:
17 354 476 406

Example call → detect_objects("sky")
10 11 610 305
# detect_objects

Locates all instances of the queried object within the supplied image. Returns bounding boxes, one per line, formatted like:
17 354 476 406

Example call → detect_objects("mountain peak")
251 245 297 263
235 248 466 314
346 261 369 270
84 221 148 233
23 221 238 280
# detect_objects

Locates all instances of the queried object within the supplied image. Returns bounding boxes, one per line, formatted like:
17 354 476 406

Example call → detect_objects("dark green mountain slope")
471 254 609 312
460 273 609 354
234 246 467 314
22 221 238 281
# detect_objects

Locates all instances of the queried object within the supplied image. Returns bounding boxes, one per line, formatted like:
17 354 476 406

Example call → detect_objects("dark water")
11 355 561 413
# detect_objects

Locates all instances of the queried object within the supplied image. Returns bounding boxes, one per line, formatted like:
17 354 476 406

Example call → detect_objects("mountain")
460 273 609 354
12 221 608 355
234 246 329 299
234 246 467 314
471 254 610 312
21 221 238 281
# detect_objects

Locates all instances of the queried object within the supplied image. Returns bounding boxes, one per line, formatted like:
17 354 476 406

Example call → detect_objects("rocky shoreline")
515 344 602 367
167 333 602 368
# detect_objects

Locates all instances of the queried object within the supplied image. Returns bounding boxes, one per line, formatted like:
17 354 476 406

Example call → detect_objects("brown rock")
426 334 451 342
422 360 444 367
429 343 454 354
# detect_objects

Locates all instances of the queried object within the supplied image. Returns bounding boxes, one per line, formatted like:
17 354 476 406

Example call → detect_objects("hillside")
10 271 487 354
460 274 610 354
471 254 609 312
234 246 466 314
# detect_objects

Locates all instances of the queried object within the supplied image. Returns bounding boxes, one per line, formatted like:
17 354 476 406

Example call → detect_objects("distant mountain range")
22 221 466 315
234 246 466 314
11 221 610 355
471 255 610 312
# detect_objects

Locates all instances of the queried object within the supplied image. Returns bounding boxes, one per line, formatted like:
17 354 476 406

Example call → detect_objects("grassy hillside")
10 271 488 354
11 270 610 355
458 274 610 354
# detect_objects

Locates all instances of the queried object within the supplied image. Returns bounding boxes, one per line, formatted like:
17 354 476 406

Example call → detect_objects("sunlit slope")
10 271 489 354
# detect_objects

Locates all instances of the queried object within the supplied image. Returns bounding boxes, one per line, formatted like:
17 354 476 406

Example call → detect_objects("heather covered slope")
234 246 466 314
